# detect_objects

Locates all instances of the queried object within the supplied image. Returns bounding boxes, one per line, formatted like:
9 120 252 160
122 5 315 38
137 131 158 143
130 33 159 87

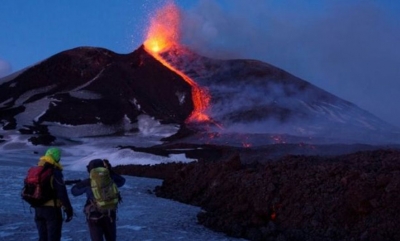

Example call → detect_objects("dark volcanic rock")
1 45 399 146
0 46 193 143
118 149 400 241
1 45 400 146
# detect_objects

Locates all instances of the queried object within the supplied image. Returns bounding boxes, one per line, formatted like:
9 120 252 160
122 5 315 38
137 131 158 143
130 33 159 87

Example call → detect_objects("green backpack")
90 167 120 212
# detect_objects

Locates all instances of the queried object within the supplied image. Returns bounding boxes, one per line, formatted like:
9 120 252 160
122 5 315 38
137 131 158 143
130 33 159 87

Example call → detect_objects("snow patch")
130 98 141 110
138 115 179 137
15 85 56 106
14 98 52 128
175 91 186 105
0 98 13 108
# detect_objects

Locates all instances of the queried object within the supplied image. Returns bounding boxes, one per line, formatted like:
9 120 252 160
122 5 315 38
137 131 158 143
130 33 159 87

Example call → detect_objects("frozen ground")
0 127 288 241
0 156 245 241
0 126 245 241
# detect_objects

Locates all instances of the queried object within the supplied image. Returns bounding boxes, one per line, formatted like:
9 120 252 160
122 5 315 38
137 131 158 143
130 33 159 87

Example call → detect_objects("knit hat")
86 159 105 173
45 147 61 163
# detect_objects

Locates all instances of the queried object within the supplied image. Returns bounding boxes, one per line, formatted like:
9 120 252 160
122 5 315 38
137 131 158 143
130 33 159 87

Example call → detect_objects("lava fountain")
143 2 211 123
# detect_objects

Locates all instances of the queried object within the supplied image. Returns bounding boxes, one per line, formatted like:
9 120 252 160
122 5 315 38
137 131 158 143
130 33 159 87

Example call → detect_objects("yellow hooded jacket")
37 155 63 207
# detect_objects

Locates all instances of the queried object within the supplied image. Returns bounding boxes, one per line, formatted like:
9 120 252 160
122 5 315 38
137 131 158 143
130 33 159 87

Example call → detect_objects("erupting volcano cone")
143 2 210 123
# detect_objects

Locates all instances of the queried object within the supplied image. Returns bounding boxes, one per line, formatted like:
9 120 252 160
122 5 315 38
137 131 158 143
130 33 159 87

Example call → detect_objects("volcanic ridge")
0 45 399 147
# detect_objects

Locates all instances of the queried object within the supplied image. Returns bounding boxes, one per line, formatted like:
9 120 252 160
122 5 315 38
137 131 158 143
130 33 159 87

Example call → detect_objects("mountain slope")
0 45 398 145
160 46 400 144
0 46 193 141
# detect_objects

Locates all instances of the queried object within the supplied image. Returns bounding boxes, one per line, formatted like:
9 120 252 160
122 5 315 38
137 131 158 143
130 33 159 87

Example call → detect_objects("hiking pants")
87 212 117 241
34 206 63 241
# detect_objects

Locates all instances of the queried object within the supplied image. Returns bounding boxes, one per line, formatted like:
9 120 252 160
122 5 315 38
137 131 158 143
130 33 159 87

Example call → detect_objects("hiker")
71 159 125 241
33 147 74 241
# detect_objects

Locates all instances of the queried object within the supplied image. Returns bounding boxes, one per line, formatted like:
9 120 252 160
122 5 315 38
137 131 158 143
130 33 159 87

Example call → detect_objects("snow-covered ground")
0 153 245 241
0 120 245 240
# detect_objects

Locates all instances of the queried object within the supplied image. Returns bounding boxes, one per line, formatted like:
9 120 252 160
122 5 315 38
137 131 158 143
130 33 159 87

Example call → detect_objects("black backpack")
21 165 54 207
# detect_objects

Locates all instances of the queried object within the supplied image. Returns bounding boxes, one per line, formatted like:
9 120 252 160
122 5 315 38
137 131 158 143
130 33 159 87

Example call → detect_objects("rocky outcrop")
0 46 194 143
117 149 400 241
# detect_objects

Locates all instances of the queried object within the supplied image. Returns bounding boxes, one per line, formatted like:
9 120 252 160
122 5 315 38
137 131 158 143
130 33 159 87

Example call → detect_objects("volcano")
0 46 194 143
0 45 399 146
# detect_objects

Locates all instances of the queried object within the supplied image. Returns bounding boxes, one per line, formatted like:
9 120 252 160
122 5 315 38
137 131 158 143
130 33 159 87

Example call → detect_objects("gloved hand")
103 159 112 170
64 207 73 222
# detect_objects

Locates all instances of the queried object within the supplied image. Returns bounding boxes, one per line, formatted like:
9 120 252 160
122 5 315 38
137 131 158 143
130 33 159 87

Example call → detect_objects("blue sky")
1 0 399 128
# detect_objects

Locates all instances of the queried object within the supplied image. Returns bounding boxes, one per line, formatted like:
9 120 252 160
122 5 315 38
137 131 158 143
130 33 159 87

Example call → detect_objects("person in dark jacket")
71 159 125 241
34 147 74 241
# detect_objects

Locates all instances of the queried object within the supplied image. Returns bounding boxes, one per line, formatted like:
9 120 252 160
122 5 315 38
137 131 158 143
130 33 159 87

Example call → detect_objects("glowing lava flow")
143 2 210 123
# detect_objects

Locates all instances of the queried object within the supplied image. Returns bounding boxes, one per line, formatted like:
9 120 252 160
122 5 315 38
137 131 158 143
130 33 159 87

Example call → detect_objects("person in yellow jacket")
34 147 74 241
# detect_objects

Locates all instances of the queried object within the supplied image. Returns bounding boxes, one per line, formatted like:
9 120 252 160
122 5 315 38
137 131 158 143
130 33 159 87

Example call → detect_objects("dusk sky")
1 0 399 128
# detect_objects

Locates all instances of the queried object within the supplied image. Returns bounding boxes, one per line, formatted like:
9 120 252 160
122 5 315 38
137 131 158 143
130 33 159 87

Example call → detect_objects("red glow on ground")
143 2 211 123
242 142 252 148
271 135 286 144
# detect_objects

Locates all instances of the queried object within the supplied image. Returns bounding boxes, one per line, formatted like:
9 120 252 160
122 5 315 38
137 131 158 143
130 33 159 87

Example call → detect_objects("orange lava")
143 2 210 123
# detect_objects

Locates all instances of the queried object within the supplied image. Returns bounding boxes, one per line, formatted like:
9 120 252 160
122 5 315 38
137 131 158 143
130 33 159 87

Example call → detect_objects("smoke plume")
178 0 400 128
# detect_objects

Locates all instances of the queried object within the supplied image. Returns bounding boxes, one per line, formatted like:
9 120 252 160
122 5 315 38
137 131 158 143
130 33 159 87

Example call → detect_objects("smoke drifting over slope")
159 45 399 145
178 0 400 128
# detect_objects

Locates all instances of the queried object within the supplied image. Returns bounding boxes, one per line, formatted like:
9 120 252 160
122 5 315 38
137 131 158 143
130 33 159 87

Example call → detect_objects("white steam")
179 0 400 128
